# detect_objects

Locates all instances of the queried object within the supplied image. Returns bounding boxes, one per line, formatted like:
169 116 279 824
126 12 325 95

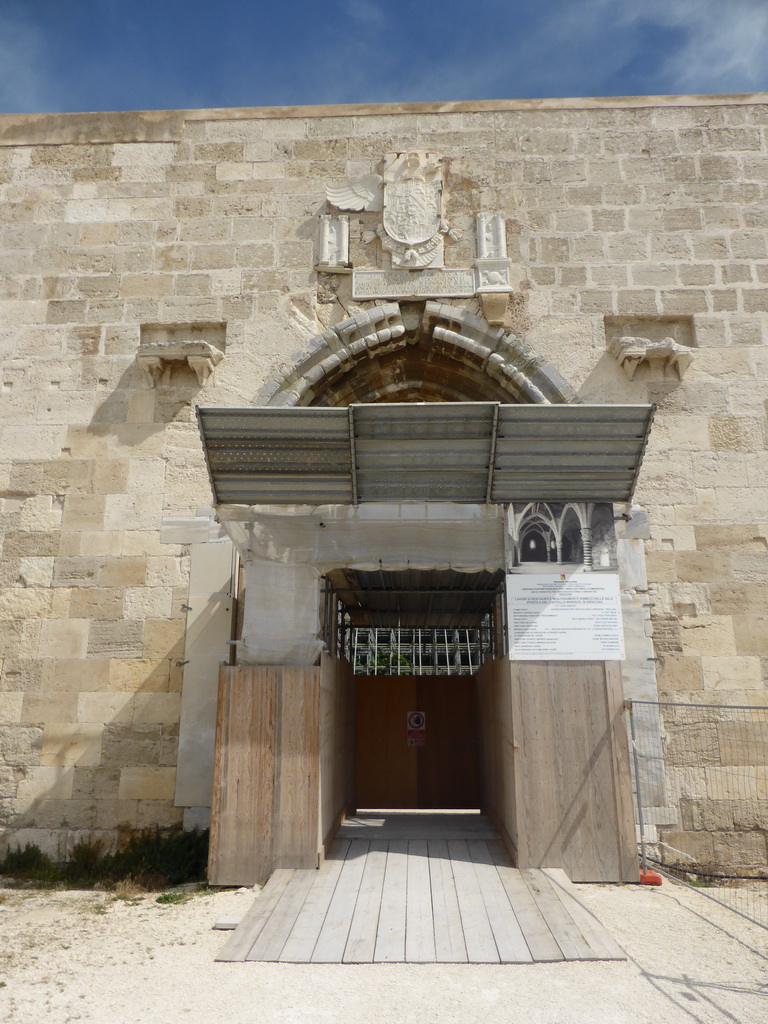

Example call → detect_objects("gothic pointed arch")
257 301 577 407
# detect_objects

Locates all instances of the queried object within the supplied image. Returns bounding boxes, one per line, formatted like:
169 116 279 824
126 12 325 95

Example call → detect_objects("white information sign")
507 573 625 661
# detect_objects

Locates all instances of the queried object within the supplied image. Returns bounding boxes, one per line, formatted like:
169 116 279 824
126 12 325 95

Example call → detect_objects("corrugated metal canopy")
197 402 654 505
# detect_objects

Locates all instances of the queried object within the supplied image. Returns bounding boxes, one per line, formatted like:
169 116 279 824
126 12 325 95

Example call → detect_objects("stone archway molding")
258 301 577 407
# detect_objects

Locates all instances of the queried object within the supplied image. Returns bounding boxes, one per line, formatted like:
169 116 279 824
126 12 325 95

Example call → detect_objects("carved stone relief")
476 212 508 260
323 157 519 325
326 151 459 270
317 214 350 269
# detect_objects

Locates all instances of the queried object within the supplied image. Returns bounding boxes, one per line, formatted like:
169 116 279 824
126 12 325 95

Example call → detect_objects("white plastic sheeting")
219 503 506 665
237 560 324 666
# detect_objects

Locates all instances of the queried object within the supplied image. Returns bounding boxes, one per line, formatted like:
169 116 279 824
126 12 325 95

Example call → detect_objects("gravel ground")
0 878 766 1024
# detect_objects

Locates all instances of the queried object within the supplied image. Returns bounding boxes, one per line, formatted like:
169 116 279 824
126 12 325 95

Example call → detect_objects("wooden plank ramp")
216 816 625 964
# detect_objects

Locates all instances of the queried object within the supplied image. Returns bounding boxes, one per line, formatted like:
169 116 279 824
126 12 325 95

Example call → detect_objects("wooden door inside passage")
355 675 481 809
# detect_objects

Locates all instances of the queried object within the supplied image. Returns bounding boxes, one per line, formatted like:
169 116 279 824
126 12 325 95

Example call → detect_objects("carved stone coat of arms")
326 151 454 269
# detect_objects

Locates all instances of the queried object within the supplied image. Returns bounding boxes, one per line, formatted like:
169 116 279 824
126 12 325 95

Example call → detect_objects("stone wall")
0 96 766 865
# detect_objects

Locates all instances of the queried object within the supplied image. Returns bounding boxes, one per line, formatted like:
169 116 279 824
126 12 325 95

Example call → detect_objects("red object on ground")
639 869 663 885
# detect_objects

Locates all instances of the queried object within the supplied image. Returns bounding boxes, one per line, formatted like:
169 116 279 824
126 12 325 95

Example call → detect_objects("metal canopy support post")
485 402 499 504
348 405 359 506
628 701 648 873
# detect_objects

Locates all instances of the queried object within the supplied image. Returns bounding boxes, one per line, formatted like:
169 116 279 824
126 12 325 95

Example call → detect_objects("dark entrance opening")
323 568 504 811
520 528 550 563
355 674 480 809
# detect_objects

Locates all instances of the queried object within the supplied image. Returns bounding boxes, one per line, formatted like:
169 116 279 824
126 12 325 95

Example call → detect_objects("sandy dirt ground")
0 878 766 1024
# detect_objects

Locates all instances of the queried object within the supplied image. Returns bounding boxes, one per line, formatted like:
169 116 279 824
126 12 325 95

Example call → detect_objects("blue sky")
1 0 767 115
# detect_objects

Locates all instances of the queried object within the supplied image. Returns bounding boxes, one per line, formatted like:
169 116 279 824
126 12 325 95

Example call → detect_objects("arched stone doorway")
258 301 577 407
251 305 584 817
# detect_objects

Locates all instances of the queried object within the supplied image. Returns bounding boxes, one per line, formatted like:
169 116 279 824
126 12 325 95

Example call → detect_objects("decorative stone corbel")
476 289 511 326
137 341 224 387
138 357 165 388
608 336 694 380
187 353 223 385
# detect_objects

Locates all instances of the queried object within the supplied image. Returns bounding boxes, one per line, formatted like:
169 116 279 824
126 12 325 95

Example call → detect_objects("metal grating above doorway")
326 567 504 629
197 401 654 506
325 567 506 676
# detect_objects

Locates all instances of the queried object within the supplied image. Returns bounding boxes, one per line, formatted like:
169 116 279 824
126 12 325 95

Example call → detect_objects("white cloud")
362 0 768 104
343 0 387 30
640 0 768 93
545 0 768 95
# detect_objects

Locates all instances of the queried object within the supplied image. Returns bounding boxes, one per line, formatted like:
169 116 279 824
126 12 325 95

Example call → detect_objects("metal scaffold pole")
628 700 647 873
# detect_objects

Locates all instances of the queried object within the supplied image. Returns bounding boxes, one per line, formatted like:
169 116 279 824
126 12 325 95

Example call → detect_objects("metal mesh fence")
628 699 768 930
344 625 494 675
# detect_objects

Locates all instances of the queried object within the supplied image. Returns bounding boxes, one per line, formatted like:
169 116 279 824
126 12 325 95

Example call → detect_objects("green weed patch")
0 827 209 891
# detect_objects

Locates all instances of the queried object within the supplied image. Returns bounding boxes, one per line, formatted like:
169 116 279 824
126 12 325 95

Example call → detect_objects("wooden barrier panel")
511 661 637 883
275 666 320 867
209 658 636 885
318 654 356 851
477 657 518 857
208 665 321 886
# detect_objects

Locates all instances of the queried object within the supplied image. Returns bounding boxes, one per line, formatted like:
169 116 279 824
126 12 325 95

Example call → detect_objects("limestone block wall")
0 95 767 865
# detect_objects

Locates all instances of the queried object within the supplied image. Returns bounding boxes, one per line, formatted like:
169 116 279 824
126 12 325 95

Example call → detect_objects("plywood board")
274 667 320 868
477 658 517 857
208 665 279 885
512 661 638 883
209 665 322 886
319 655 355 849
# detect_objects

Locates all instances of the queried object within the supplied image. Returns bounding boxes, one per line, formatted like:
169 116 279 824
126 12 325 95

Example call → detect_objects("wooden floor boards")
216 814 625 965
